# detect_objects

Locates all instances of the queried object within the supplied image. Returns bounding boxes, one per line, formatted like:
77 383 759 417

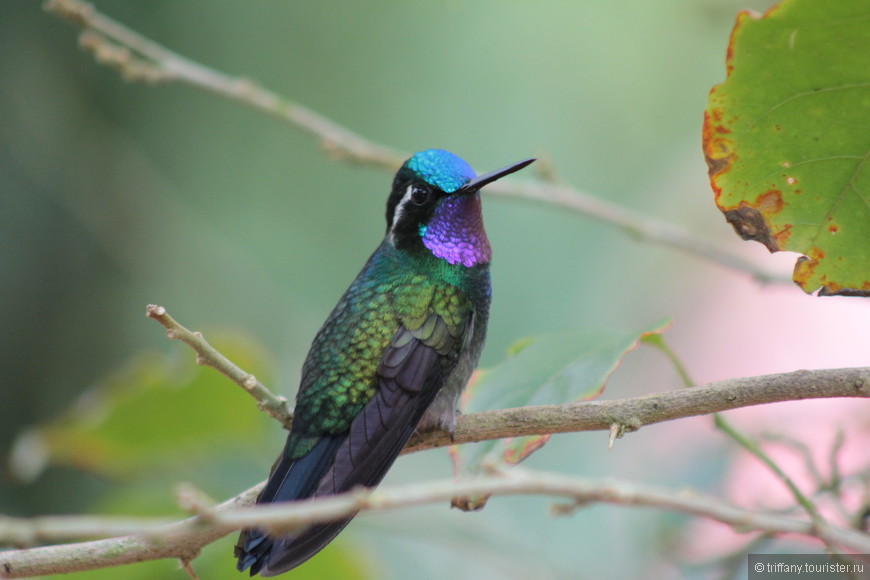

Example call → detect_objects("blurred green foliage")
10 335 269 480
461 318 672 473
0 1 781 579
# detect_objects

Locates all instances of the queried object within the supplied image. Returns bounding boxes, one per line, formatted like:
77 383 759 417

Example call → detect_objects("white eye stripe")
388 185 416 244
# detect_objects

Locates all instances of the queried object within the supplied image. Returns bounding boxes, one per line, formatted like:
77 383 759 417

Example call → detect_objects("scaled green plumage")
288 242 475 457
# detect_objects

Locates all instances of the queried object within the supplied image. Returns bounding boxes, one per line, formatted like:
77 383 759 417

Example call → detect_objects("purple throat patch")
421 193 491 267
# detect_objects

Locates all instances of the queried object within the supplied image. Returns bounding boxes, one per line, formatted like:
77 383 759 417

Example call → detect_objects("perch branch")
408 366 870 452
3 468 870 578
44 0 788 285
145 304 870 453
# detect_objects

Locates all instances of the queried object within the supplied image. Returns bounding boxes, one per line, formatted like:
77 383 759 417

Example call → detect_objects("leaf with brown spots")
703 0 870 296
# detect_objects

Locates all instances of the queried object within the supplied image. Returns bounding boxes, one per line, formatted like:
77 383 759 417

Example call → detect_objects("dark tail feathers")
235 435 346 576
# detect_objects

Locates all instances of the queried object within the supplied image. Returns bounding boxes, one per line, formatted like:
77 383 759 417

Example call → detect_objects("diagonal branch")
3 468 870 578
42 0 405 169
144 304 293 427
43 0 788 285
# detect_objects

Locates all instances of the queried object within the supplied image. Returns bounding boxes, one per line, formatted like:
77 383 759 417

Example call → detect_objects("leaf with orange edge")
704 0 870 296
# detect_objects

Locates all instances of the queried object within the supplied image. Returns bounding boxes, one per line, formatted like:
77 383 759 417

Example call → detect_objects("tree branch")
408 366 870 452
144 304 870 454
0 486 259 579
3 468 869 578
145 304 293 427
43 0 789 285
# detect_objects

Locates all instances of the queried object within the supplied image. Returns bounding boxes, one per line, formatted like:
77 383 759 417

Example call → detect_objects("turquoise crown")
406 149 475 194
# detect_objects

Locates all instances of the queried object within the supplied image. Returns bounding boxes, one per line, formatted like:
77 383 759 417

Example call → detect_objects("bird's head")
386 149 534 267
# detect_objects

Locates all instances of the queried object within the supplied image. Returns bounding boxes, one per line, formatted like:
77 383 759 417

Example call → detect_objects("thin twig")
714 415 824 524
639 333 845 557
487 178 788 284
761 432 828 489
711 418 868 574
0 514 177 545
145 304 292 427
43 0 789 285
3 468 870 578
828 428 846 493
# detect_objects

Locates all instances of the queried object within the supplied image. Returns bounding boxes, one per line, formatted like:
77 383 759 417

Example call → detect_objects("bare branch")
42 0 404 169
407 367 870 453
0 487 259 578
145 304 293 427
3 468 870 578
43 0 788 285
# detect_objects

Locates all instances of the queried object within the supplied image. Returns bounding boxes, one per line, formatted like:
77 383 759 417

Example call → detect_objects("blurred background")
2 1 869 579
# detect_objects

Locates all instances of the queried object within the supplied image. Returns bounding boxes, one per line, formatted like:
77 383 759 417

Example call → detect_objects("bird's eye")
410 186 430 206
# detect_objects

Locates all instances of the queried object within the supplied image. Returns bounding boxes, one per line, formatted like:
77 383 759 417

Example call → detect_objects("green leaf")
10 332 271 480
457 318 672 475
703 0 870 296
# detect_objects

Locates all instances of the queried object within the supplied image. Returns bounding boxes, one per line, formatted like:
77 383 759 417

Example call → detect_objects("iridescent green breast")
287 242 476 457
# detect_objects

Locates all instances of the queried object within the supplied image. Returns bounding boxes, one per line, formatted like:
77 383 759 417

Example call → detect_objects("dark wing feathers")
238 311 471 576
394 339 439 393
379 332 416 376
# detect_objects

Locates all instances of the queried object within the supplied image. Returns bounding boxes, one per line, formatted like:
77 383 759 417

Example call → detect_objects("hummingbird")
234 149 535 576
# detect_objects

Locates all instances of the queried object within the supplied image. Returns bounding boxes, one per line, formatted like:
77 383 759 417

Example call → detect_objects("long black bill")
457 158 536 193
